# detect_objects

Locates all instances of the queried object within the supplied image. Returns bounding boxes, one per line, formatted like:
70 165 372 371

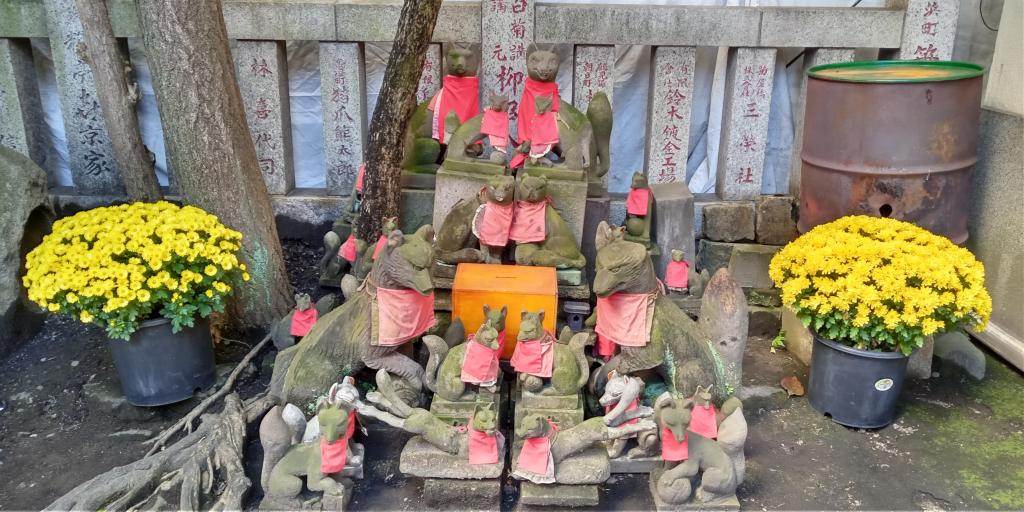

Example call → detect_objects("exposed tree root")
144 333 273 456
45 393 274 511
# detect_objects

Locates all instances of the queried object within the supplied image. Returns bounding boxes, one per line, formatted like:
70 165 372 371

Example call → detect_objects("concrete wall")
967 0 1024 370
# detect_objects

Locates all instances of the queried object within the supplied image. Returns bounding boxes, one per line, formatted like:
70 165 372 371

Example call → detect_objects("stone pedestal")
399 435 505 479
0 38 45 166
582 195 610 284
646 46 696 185
429 378 505 426
727 244 780 289
648 477 740 511
519 481 600 507
514 388 584 429
423 478 501 509
44 0 123 194
234 40 294 195
716 48 777 200
609 453 661 474
320 42 366 195
651 182 695 282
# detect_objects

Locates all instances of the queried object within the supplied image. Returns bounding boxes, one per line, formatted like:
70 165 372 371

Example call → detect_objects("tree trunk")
356 0 444 241
75 0 161 201
136 0 292 329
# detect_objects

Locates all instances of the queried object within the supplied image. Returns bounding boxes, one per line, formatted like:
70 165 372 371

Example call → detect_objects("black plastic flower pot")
807 334 909 428
107 317 216 407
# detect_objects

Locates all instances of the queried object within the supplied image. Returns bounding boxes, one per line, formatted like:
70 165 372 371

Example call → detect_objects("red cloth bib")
481 108 510 149
339 234 358 263
595 291 656 347
666 260 689 290
517 420 558 475
626 187 651 216
289 308 318 337
477 200 514 247
461 334 501 384
605 397 640 426
660 428 689 462
372 235 387 260
595 333 616 360
355 163 366 194
497 329 507 356
468 421 500 465
376 287 436 346
509 199 548 243
429 75 480 143
510 331 555 378
530 111 559 146
517 78 560 143
320 412 357 473
688 404 718 439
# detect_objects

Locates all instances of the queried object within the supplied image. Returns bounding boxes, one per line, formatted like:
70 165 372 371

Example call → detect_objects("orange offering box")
452 263 558 359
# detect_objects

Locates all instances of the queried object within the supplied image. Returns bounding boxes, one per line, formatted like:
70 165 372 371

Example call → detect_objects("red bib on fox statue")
595 290 657 347
510 330 555 378
509 197 550 243
375 287 436 346
320 411 357 473
429 75 480 143
516 78 559 143
461 333 501 385
660 429 689 462
517 419 558 476
665 260 689 290
626 187 651 216
468 419 503 465
481 108 510 149
289 308 318 337
476 193 515 247
688 403 718 439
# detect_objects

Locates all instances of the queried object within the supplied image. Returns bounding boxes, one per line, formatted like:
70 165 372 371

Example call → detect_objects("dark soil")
3 239 1023 511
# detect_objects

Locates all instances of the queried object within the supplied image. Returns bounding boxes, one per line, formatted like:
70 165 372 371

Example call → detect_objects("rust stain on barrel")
798 61 984 244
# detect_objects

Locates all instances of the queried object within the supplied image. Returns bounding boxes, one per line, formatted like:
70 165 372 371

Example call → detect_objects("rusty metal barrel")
799 60 984 243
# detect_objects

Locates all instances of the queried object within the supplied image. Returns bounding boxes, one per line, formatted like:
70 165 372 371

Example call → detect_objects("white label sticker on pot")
874 378 894 391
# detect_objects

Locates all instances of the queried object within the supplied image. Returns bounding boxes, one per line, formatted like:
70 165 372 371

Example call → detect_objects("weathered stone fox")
423 305 507 401
272 225 436 406
588 221 741 403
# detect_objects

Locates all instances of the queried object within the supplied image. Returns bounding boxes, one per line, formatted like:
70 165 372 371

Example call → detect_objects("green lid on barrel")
808 60 984 83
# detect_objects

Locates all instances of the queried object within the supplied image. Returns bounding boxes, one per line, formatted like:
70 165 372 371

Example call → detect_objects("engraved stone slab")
646 46 696 185
716 48 776 200
234 40 293 195
44 0 123 194
897 0 958 61
320 42 366 195
416 43 442 104
481 0 533 139
0 38 45 164
572 45 614 110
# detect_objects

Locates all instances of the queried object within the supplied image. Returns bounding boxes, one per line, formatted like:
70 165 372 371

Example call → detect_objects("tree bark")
75 0 161 201
356 0 444 241
136 0 292 328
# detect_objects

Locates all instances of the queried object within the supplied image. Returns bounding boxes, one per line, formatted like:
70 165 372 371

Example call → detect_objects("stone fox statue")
434 175 515 265
651 391 746 505
587 221 734 403
512 412 656 484
599 370 658 458
423 304 508 400
272 225 436 406
262 381 359 509
513 174 586 270
514 312 593 396
404 45 480 173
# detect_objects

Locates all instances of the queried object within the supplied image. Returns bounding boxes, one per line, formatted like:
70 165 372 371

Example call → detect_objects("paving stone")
702 202 754 242
319 42 366 195
896 0 958 61
907 335 934 380
652 182 695 284
646 46 696 185
44 0 123 194
0 38 46 166
781 306 813 366
755 195 798 246
934 331 986 380
727 244 780 289
233 40 293 195
716 47 776 201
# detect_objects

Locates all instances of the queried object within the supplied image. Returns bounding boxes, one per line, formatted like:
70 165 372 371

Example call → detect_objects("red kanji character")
511 42 525 59
251 58 273 78
739 134 757 152
758 64 770 76
255 97 272 120
661 140 681 153
254 132 276 151
497 65 524 95
661 124 679 139
923 1 939 17
492 44 507 62
667 105 685 121
511 20 526 39
921 21 938 36
743 102 760 118
735 167 754 184
740 79 753 97
664 89 687 106
490 0 506 13
914 44 939 61
511 0 527 14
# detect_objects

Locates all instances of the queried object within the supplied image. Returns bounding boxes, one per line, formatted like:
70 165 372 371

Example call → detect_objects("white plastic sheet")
28 0 1001 196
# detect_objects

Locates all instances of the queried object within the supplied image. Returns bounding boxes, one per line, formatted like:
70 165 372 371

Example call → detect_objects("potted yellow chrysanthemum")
769 216 991 428
23 201 251 406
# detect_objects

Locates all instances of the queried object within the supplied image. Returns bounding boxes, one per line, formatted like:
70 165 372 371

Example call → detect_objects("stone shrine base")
518 481 600 507
648 478 740 511
399 435 504 480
